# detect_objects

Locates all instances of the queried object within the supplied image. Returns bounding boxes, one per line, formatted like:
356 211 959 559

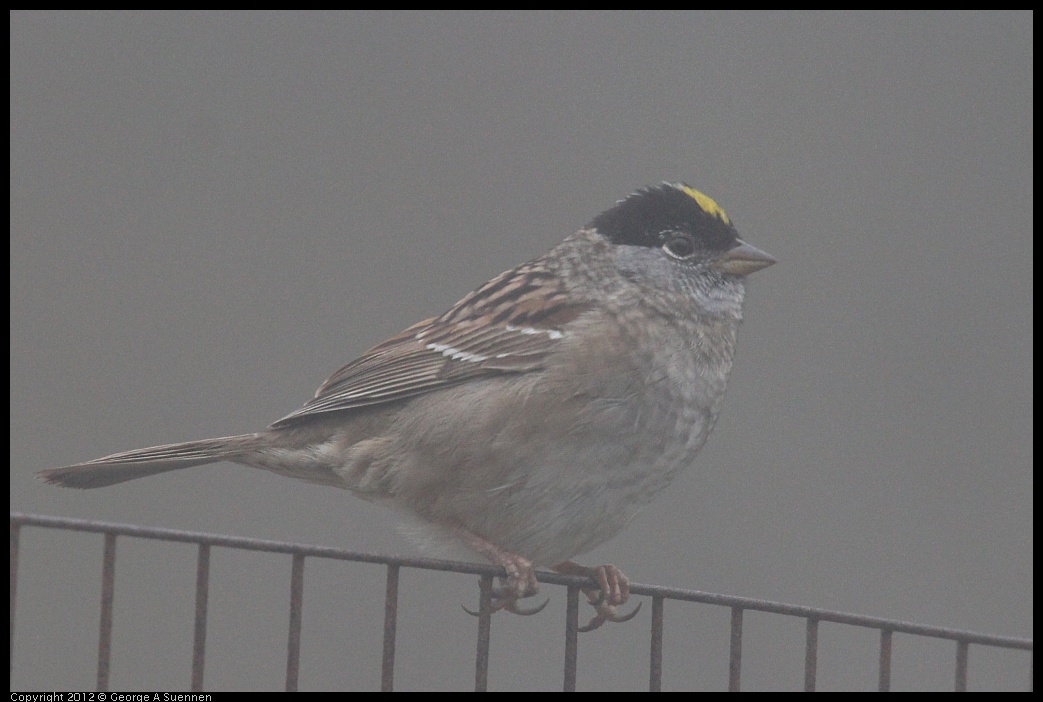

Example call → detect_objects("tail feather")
37 434 263 489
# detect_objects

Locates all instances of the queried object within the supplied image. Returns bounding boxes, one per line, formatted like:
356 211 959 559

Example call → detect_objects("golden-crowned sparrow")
38 182 774 630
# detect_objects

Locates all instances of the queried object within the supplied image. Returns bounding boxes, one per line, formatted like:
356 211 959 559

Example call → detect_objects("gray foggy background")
10 11 1032 691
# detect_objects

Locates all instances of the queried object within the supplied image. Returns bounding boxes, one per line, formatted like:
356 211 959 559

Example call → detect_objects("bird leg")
552 561 642 631
456 528 548 616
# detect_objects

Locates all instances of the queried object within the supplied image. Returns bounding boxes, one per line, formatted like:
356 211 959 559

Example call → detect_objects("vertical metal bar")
10 523 20 675
96 533 117 692
803 618 818 692
190 543 210 692
649 595 664 692
563 585 580 692
380 564 399 692
473 574 493 692
878 629 892 692
955 640 969 692
728 607 743 692
285 553 305 692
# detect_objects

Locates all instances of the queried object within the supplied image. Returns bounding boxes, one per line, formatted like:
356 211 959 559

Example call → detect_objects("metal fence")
10 512 1033 692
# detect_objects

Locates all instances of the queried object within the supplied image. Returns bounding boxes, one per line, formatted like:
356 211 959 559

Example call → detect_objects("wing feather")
271 261 590 427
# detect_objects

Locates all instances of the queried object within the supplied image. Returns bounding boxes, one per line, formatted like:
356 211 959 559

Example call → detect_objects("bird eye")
662 233 695 260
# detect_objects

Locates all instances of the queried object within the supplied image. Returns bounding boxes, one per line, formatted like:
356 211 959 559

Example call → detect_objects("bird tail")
36 434 265 489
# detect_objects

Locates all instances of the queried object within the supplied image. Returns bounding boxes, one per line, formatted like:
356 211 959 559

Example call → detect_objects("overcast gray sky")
11 11 1032 691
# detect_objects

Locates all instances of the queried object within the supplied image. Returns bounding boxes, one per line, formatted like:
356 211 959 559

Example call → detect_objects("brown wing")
271 261 590 427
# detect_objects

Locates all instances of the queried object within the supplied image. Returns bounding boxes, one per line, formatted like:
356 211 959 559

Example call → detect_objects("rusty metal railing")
10 512 1033 691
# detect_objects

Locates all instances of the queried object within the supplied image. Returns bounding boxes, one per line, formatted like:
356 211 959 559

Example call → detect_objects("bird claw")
464 569 548 618
504 595 550 616
463 579 550 618
577 599 642 632
551 562 641 632
460 558 641 630
463 595 550 618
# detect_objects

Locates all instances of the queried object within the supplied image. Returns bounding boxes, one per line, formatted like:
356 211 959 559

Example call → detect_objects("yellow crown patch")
679 185 731 225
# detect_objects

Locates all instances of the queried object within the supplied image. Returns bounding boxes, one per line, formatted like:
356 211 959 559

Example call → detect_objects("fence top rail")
11 511 1032 651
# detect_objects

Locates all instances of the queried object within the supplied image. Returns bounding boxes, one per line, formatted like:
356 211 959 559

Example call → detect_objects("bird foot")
458 528 549 617
554 562 641 632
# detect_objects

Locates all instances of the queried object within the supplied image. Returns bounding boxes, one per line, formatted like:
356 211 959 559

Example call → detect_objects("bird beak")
714 239 776 276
